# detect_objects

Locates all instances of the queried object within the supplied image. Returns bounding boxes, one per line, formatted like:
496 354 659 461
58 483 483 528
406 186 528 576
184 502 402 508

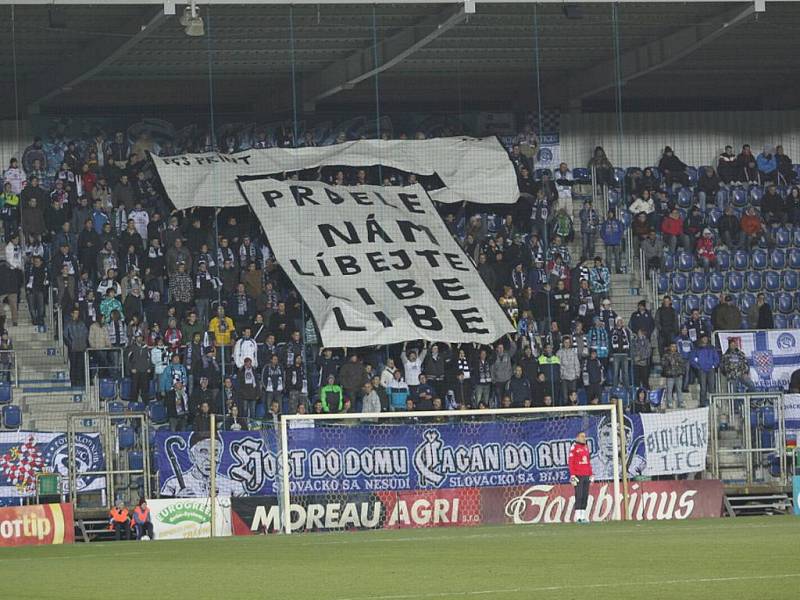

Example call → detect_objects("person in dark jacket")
165 380 190 432
712 294 742 331
126 333 153 403
658 146 689 188
655 296 679 352
582 349 605 404
717 205 743 249
629 301 655 339
761 184 788 225
747 293 775 330
690 335 719 407
696 166 723 213
505 366 531 407
64 308 89 386
775 145 795 185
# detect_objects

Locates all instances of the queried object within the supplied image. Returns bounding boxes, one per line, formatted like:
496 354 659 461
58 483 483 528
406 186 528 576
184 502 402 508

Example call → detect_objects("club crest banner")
0 432 105 506
717 329 800 390
150 136 519 209
236 178 514 346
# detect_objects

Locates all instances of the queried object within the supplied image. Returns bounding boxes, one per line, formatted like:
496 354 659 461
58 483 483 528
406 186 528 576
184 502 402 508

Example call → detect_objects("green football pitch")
1 517 797 600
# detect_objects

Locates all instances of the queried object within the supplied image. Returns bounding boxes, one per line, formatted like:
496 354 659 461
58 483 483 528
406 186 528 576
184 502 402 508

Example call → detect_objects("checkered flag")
0 436 45 491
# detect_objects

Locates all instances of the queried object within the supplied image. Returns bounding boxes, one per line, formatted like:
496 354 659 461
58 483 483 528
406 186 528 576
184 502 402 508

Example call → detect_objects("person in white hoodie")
233 325 258 369
2 159 26 195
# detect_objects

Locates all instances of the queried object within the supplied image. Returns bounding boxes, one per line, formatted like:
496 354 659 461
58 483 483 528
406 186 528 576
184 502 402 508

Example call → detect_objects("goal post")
278 404 625 534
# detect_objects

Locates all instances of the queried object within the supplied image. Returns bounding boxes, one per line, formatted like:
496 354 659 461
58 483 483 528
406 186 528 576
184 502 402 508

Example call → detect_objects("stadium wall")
560 110 800 170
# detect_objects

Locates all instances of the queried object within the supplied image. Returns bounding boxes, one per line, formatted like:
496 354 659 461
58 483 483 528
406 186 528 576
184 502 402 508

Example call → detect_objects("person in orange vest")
132 498 154 540
109 499 132 540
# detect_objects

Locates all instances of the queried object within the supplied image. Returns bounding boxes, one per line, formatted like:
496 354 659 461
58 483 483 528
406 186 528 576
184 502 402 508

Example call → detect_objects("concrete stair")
3 300 88 432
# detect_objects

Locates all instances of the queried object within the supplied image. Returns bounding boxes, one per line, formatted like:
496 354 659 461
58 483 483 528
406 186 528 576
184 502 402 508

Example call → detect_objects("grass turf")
0 516 797 600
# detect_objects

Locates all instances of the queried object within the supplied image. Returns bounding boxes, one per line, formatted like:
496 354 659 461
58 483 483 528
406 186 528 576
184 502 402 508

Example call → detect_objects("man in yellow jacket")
208 305 235 366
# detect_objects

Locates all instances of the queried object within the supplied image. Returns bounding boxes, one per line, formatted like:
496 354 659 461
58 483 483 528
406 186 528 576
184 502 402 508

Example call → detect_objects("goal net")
274 405 623 534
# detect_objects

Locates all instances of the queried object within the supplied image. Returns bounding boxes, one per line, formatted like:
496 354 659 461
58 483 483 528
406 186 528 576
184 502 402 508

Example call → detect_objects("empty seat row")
669 291 800 317
659 270 800 295
662 248 800 272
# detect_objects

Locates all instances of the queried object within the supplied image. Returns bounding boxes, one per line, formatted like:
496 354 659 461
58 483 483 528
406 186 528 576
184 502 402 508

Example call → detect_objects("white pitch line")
332 573 800 600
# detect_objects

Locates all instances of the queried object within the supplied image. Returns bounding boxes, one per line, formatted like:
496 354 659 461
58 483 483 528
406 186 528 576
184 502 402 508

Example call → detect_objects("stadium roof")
1 1 798 118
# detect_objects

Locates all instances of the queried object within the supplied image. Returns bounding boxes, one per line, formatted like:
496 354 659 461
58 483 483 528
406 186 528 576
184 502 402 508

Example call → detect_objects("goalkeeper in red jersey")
568 431 594 523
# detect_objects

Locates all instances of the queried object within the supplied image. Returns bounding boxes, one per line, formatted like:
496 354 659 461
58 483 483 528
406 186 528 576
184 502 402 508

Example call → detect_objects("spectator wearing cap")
696 229 716 272
598 298 617 334
711 294 742 331
658 146 689 188
720 339 755 392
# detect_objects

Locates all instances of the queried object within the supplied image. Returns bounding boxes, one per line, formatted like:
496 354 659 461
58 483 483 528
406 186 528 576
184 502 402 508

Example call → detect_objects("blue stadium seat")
789 248 800 269
795 292 800 312
774 314 789 329
620 211 632 228
686 166 698 186
775 227 791 248
783 270 799 291
792 315 800 329
677 252 694 272
749 186 764 207
677 188 693 208
108 400 125 414
118 425 136 449
709 272 725 293
2 405 21 429
777 292 794 314
573 168 591 184
128 401 146 413
740 293 756 313
120 378 134 401
128 451 144 472
671 295 682 315
684 294 701 314
148 402 167 425
702 293 719 316
613 168 625 185
733 250 749 271
716 249 731 271
751 249 768 270
760 430 774 450
726 271 744 292
657 273 670 295
649 166 661 181
255 403 267 419
794 164 800 180
764 270 781 292
707 209 722 227
147 379 157 401
662 253 675 272
99 378 117 402
770 249 786 269
731 188 748 207
671 272 688 293
746 271 763 292
0 383 11 405
762 406 777 429
607 188 621 208
690 272 707 293
793 227 800 248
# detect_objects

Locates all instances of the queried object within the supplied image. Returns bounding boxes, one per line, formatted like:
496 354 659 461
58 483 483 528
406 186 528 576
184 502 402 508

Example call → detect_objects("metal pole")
710 397 719 479
744 396 753 486
279 416 292 534
84 350 91 403
13 350 18 388
609 403 622 521
616 398 629 521
210 413 216 538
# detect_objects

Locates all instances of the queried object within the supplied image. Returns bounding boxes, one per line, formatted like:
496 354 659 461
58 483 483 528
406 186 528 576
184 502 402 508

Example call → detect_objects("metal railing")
709 392 787 487
84 348 126 411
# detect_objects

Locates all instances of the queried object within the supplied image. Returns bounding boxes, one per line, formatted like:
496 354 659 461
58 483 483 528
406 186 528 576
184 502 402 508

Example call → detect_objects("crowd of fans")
0 125 792 432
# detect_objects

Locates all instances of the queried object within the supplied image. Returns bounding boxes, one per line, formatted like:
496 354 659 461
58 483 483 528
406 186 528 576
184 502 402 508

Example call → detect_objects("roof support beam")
566 3 756 102
301 4 467 110
24 7 170 111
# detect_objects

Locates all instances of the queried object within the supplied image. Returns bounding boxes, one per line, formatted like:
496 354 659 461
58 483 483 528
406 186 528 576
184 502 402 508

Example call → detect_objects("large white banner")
237 178 514 347
716 329 800 391
148 498 231 540
151 137 519 209
640 408 709 477
784 394 800 441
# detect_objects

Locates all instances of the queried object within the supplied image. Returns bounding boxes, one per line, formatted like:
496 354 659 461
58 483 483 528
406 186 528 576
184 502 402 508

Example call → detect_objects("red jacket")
696 237 716 261
568 442 592 477
660 216 683 236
